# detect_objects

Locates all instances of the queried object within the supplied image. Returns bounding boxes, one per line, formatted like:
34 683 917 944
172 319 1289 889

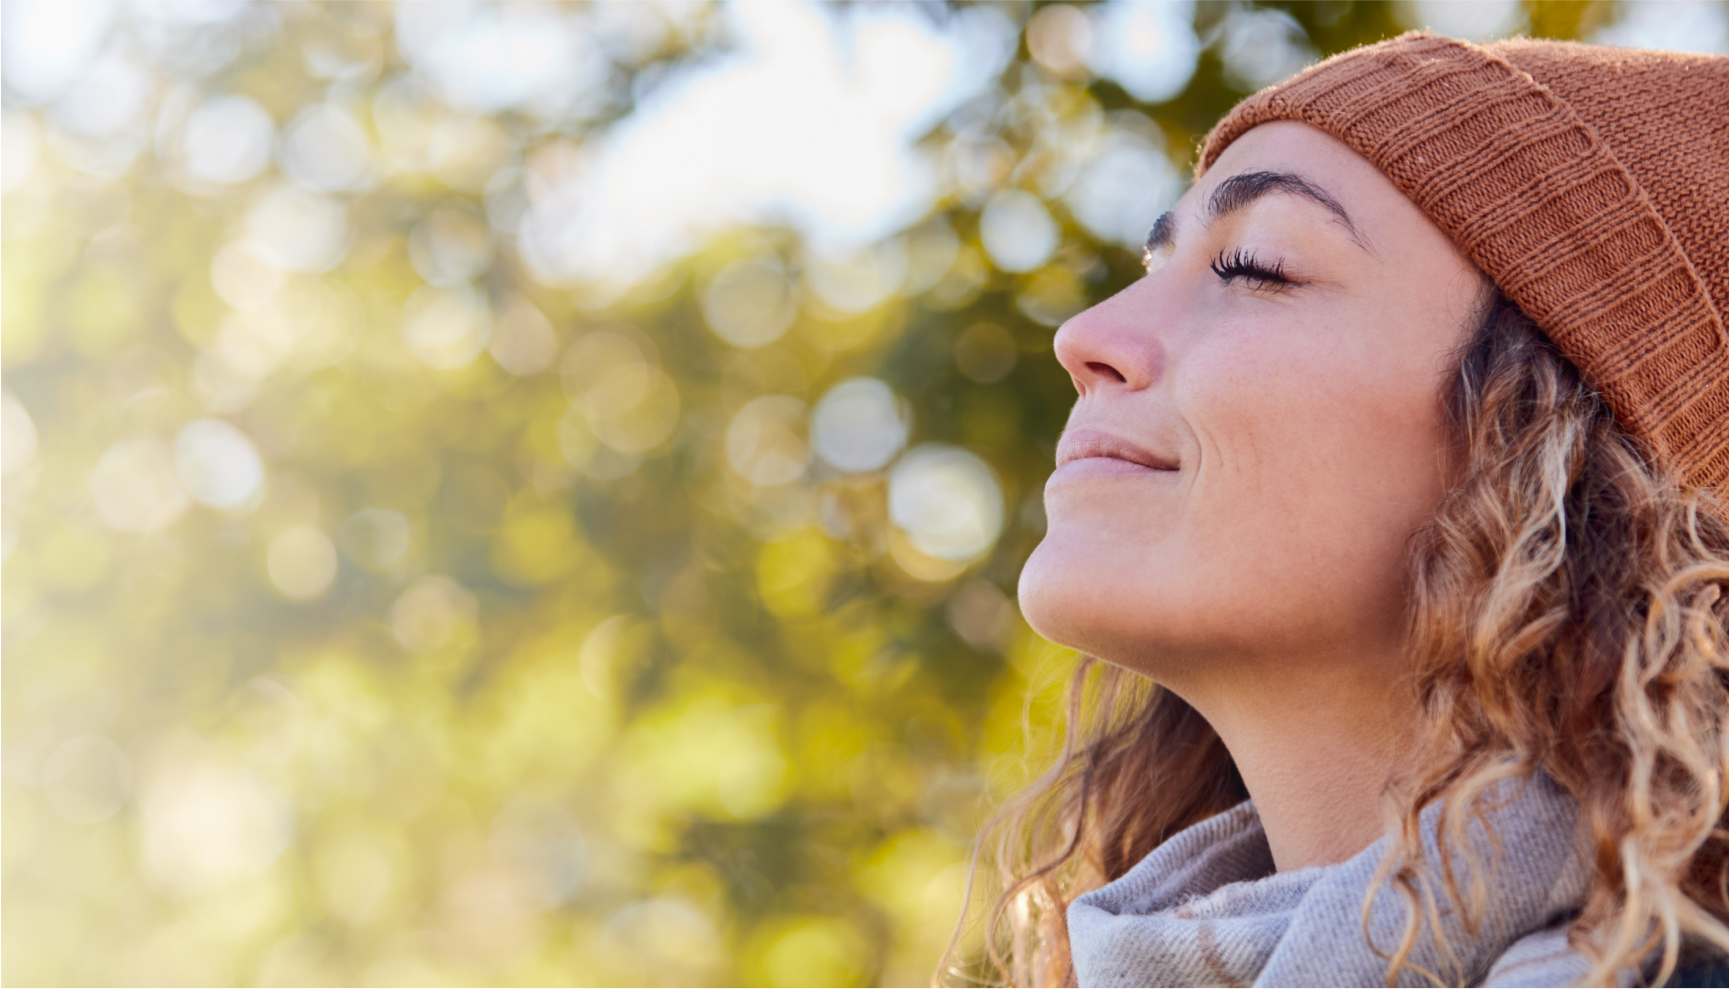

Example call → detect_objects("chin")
1018 530 1137 662
1018 523 1227 681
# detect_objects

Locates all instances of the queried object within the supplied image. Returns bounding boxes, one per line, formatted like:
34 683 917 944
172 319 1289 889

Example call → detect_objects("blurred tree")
0 0 1678 985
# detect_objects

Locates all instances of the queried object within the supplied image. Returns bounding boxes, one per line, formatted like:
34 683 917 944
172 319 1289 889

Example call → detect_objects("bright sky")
515 1 1016 289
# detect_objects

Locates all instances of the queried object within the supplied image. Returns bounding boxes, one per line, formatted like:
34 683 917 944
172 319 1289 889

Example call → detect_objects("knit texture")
1199 34 1729 493
1066 774 1613 987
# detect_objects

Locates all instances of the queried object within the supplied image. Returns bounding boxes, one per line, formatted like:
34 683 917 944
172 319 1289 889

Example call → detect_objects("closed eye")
1210 248 1293 292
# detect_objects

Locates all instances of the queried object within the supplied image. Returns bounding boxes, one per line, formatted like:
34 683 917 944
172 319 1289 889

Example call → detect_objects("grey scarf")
1068 773 1604 987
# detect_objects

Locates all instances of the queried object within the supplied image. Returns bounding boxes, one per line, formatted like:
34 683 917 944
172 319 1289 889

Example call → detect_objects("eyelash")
1210 248 1292 290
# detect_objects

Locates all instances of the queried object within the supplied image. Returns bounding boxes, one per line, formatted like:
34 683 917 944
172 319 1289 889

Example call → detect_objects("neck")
1174 649 1418 873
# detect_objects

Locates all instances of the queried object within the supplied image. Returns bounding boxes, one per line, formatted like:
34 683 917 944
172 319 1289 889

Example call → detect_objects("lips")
1054 427 1178 471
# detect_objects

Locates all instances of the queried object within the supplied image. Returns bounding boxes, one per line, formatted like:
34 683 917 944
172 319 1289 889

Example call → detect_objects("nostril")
1086 361 1127 384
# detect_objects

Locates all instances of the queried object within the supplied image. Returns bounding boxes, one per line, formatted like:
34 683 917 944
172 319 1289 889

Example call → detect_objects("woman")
954 34 1729 988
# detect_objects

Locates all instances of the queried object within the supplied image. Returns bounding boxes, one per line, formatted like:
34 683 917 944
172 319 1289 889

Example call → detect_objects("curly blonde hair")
945 292 1729 987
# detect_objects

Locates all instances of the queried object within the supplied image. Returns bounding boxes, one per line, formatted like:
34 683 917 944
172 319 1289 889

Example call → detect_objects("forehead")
1194 121 1389 207
1187 121 1471 268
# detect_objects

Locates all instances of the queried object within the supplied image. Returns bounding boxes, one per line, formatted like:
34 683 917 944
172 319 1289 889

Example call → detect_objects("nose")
1052 281 1164 397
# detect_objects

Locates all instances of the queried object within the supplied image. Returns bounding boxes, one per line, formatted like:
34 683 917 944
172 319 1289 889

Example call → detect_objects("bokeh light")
702 257 799 348
811 377 908 474
280 103 375 194
5 1 1715 985
182 95 275 186
1087 0 1201 102
727 395 811 487
402 284 493 370
1065 116 1184 248
888 445 1005 564
245 184 351 272
175 419 265 511
266 527 338 600
978 189 1058 274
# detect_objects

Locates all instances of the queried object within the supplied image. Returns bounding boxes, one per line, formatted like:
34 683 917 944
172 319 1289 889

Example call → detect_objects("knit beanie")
1198 33 1729 492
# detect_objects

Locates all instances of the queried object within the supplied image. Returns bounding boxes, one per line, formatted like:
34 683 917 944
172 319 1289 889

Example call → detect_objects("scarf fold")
1067 773 1596 987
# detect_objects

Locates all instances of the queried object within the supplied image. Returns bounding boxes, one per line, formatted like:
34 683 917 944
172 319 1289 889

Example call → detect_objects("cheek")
1195 341 1444 494
1180 333 1451 606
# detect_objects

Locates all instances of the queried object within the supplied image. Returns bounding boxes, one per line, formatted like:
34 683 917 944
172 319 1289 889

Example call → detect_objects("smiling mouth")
1054 428 1179 472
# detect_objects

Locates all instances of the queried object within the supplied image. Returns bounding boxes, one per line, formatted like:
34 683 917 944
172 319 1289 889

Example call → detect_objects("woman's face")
1020 121 1483 683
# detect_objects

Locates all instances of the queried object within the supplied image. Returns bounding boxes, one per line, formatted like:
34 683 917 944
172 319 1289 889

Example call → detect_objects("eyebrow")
1144 169 1371 256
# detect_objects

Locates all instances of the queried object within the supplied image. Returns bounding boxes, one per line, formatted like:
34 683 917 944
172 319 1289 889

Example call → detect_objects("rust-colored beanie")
1199 33 1729 491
